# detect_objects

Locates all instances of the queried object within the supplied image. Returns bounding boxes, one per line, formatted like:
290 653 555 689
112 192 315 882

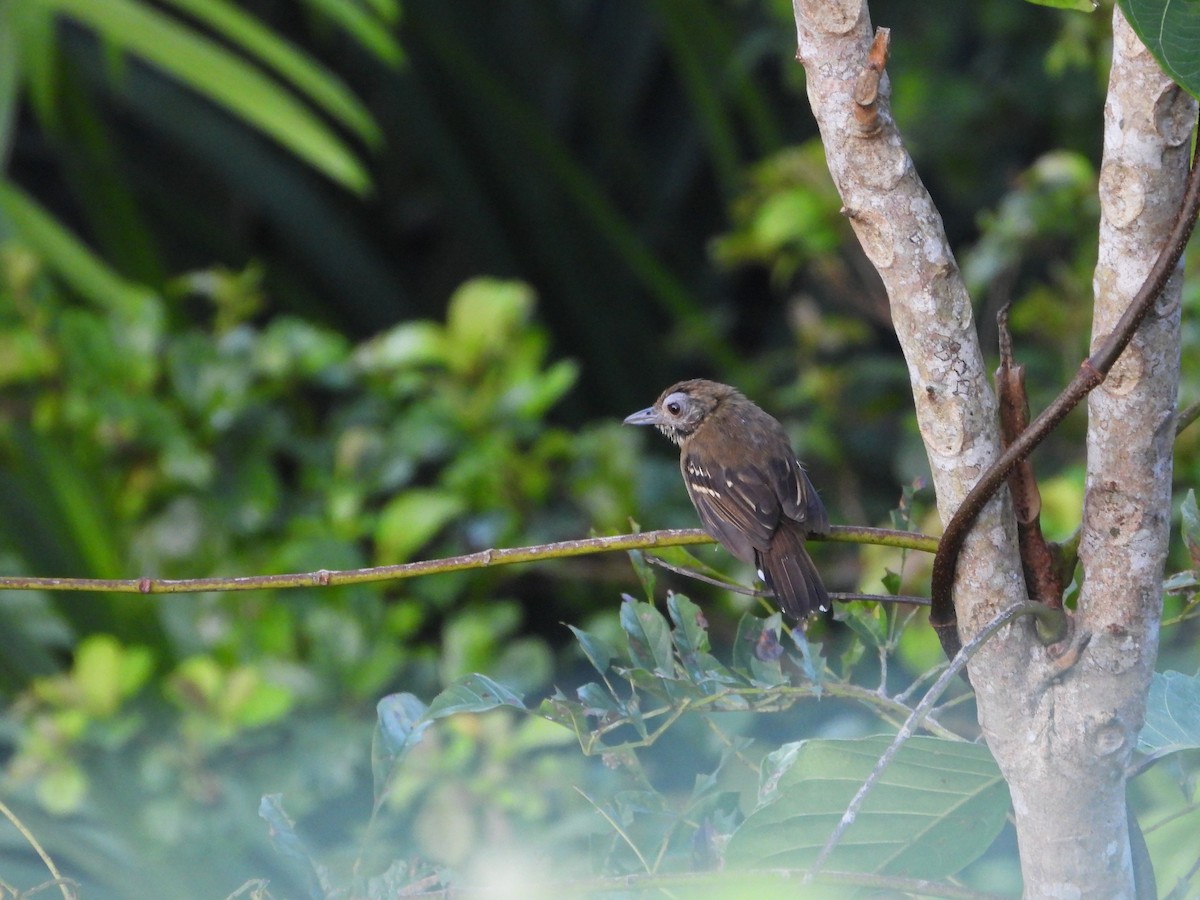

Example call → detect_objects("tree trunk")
791 2 1192 894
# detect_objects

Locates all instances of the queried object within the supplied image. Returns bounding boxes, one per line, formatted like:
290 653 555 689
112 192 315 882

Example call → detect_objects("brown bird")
624 379 830 617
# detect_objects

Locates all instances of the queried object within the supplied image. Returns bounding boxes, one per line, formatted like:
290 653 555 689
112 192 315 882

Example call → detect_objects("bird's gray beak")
623 406 659 426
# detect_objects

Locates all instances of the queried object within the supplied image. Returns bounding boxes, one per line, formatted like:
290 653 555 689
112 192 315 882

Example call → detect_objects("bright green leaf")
445 278 535 374
1026 0 1098 10
302 0 404 64
374 489 464 564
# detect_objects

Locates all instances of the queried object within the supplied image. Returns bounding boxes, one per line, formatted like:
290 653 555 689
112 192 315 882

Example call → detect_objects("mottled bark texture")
792 2 1192 895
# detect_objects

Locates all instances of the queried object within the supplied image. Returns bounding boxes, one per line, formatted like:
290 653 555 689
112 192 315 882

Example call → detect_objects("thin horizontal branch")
0 525 939 595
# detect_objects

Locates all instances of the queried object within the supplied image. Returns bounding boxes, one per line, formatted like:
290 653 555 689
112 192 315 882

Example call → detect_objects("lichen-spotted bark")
791 2 1026 639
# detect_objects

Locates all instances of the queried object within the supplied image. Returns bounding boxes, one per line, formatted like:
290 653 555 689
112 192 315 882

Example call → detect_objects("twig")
0 525 937 595
643 554 930 606
0 797 73 900
928 115 1200 658
1177 399 1200 436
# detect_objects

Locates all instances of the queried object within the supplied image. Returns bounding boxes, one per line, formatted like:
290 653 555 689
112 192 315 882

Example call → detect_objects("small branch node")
1044 629 1092 681
1079 357 1106 389
852 27 890 136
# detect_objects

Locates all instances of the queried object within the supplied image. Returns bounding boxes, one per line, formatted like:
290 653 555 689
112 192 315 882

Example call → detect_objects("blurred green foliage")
0 0 1199 896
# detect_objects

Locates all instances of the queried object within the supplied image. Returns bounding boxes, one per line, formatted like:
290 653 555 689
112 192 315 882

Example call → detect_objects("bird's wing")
773 455 830 535
682 452 779 563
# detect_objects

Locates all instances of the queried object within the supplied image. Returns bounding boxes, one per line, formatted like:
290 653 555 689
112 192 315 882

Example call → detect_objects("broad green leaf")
1119 0 1200 100
619 598 674 675
726 735 1010 879
422 673 526 720
43 0 371 192
1137 670 1200 758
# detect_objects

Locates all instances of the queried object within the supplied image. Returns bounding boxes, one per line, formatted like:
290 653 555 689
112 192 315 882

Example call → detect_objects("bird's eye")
667 402 681 416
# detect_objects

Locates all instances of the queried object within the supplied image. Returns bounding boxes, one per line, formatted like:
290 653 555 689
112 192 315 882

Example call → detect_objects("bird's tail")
759 521 828 618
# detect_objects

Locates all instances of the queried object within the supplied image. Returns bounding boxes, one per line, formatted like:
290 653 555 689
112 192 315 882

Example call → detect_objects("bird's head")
623 379 737 445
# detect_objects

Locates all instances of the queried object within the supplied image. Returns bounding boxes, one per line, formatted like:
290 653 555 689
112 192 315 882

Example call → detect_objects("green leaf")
0 180 158 316
1026 0 1098 10
838 598 887 649
1137 670 1200 758
445 278 536 374
422 673 526 720
786 626 824 689
74 636 154 716
726 736 1009 878
1119 0 1200 99
374 488 464 564
567 625 616 675
732 613 786 687
1164 570 1199 592
301 0 404 65
668 593 709 658
881 567 902 596
576 681 620 717
259 794 325 898
372 693 430 798
619 597 674 675
43 0 372 192
1183 489 1200 567
626 549 657 601
160 0 383 146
